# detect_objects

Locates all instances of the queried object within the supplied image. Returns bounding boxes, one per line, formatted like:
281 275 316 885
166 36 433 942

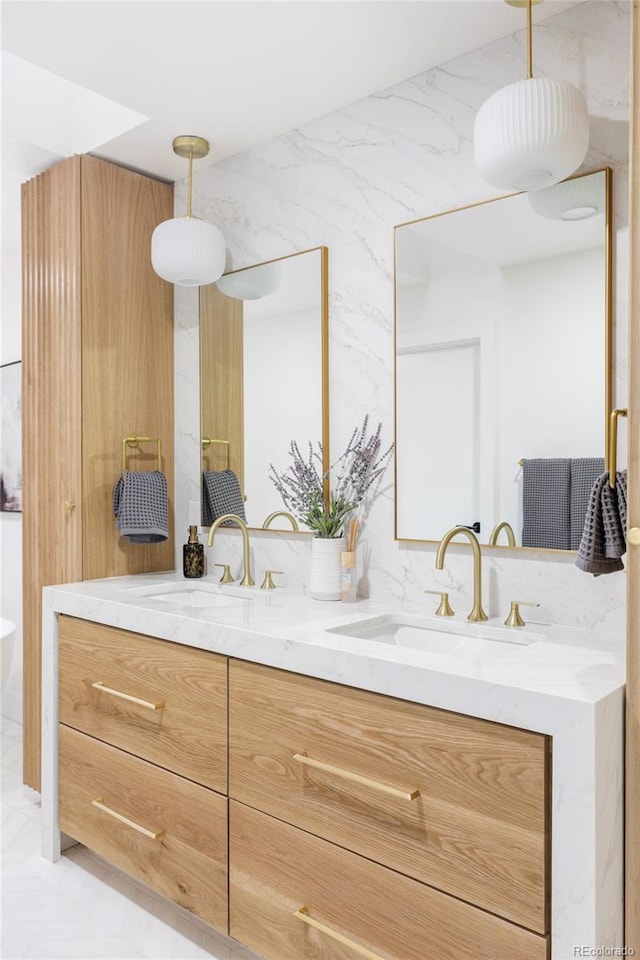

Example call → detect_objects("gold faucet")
207 514 254 587
488 520 516 547
434 526 488 622
262 510 299 531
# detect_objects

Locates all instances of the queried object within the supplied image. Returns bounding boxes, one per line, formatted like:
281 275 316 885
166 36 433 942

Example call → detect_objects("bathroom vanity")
41 573 625 959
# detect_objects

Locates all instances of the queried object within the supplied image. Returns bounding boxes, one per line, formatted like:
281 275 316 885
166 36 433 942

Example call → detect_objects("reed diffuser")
341 518 359 602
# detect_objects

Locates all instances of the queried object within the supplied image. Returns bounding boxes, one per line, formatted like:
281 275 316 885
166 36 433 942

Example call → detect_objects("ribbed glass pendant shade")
216 261 282 300
474 77 589 192
527 173 603 220
151 216 226 286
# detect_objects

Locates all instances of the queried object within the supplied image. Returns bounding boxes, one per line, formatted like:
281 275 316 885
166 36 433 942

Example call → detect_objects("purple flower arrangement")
269 416 393 538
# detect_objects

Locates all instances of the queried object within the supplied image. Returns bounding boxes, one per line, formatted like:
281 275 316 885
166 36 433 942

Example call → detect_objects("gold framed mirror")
394 168 612 552
199 246 329 532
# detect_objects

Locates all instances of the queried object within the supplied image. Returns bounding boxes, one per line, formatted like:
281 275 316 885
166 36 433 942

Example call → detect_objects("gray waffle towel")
522 459 571 550
570 457 605 550
575 470 627 575
202 470 246 527
113 470 169 543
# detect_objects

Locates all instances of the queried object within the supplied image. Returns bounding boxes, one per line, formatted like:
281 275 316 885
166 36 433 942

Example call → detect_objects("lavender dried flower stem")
268 416 393 538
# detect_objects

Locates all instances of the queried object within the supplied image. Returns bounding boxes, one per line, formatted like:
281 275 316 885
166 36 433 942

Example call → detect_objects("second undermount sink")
123 581 259 608
326 613 544 653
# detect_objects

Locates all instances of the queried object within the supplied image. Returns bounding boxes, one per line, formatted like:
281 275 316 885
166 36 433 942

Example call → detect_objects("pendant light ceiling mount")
172 135 210 161
473 0 589 192
151 134 226 287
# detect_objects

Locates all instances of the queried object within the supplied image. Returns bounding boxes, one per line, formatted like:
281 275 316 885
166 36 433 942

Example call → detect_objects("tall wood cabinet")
22 154 175 790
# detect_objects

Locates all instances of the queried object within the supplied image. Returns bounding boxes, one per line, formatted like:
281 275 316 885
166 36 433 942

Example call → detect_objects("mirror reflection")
200 247 328 531
394 169 611 551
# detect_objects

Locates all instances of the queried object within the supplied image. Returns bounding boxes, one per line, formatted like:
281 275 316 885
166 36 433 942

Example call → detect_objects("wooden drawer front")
230 801 548 960
58 615 227 792
59 725 228 932
229 660 549 933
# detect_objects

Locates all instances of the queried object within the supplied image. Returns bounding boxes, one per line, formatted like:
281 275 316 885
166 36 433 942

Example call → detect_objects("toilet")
1 618 22 724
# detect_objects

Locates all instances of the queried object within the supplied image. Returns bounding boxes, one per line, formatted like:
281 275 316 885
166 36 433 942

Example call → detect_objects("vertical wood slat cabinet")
22 154 175 791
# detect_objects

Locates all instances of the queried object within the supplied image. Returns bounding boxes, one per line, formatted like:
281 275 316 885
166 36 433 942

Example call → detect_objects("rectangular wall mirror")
394 168 612 552
200 246 329 532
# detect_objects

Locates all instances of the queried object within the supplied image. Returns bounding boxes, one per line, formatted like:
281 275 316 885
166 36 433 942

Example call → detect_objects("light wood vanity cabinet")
228 660 551 959
23 154 174 791
57 616 229 932
57 617 551 957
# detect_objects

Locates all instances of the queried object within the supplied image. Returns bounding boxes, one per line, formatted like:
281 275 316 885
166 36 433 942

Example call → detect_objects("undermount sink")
123 581 259 608
326 613 544 652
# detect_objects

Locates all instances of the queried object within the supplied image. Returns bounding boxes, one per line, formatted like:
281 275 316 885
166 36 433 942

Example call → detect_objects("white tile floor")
1 718 260 960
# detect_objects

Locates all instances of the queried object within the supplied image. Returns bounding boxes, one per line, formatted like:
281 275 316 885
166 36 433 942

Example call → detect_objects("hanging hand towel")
522 459 571 550
202 470 246 527
569 457 605 551
113 469 169 543
575 470 627 575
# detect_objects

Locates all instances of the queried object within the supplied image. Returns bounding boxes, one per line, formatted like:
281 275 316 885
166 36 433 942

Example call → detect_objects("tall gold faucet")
262 510 299 531
434 526 488 622
207 514 254 587
488 520 516 547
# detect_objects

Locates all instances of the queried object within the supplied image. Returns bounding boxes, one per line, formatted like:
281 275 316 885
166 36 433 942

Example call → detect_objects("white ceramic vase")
310 536 345 601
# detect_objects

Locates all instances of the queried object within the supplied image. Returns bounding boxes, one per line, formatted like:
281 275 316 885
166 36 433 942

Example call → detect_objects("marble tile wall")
175 1 630 633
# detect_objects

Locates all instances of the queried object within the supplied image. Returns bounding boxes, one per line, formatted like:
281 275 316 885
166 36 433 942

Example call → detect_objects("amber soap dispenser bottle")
183 525 204 579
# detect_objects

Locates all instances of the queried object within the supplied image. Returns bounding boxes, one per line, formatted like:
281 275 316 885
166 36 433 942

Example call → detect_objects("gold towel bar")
202 437 230 470
121 435 161 473
607 408 628 488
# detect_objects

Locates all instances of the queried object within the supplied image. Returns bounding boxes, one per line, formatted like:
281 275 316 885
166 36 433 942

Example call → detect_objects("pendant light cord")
527 0 533 79
186 148 194 218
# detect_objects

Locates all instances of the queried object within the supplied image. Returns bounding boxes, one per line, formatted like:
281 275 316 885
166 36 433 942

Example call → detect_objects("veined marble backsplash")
174 0 629 633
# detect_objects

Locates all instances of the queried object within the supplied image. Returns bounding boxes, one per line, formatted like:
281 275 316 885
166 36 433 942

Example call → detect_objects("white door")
396 341 480 540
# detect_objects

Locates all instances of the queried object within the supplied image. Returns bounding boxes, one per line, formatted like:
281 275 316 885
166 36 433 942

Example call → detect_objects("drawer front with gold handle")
229 660 549 933
229 801 549 960
59 725 228 932
59 615 227 792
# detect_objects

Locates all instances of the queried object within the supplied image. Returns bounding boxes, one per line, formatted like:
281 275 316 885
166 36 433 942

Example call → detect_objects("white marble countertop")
43 570 625 734
42 571 625 954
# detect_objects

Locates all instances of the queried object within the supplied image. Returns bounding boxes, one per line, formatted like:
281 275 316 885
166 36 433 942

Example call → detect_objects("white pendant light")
151 135 225 286
216 261 282 300
473 0 589 192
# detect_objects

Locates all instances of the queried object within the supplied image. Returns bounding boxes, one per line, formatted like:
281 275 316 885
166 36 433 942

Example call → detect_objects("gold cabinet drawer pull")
293 753 420 801
294 906 385 960
91 798 164 840
91 681 165 711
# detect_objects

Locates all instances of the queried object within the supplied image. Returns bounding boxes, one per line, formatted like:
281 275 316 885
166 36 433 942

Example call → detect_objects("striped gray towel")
113 470 168 543
575 470 627 575
569 457 605 550
522 459 571 550
202 470 246 527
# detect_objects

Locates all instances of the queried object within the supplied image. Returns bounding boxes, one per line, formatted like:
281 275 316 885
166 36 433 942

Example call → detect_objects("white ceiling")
2 0 583 183
2 0 577 179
